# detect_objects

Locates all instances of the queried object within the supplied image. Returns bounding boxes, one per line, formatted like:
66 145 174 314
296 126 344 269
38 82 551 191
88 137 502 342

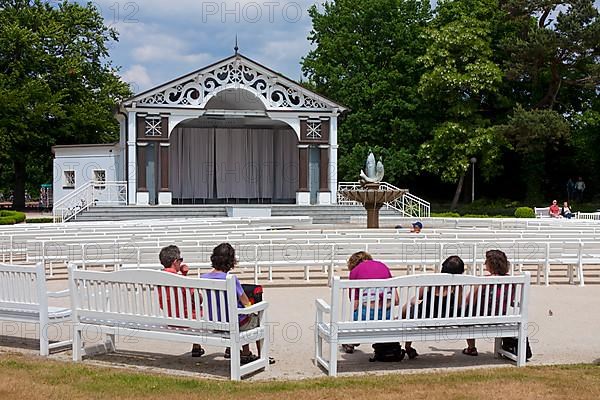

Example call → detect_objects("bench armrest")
238 301 269 315
315 299 331 326
315 298 331 314
47 289 69 298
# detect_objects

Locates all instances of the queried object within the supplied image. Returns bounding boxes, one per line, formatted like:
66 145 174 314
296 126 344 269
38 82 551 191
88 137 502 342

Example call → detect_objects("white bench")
315 273 530 376
0 263 71 355
68 266 270 380
534 207 551 218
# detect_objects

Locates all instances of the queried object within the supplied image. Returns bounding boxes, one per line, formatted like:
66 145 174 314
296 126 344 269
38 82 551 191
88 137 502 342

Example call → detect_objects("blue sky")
75 1 600 94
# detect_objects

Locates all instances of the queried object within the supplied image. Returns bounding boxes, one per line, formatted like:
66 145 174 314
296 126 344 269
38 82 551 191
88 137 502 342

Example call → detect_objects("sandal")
406 347 418 360
342 344 355 354
268 357 276 365
191 344 205 357
462 347 478 356
240 353 260 364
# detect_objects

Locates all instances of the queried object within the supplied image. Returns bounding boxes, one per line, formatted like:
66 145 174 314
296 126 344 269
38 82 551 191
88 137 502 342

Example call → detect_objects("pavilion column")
318 144 331 204
158 142 171 205
296 144 310 205
329 113 338 204
135 143 149 205
136 144 147 191
127 111 137 205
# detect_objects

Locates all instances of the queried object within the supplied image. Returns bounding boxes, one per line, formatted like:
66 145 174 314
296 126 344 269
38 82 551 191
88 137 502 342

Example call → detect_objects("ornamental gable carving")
132 56 335 111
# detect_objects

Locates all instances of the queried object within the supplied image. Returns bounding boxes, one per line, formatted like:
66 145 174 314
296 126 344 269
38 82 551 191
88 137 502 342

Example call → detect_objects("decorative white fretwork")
144 116 162 136
306 121 322 139
137 57 329 110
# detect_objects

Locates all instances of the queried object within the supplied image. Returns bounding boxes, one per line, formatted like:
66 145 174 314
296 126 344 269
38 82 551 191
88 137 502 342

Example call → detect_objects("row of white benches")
8 226 600 253
2 217 599 246
0 263 530 379
16 237 600 285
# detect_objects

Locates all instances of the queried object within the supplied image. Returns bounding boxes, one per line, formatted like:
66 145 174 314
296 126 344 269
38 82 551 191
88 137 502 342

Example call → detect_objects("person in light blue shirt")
201 243 273 364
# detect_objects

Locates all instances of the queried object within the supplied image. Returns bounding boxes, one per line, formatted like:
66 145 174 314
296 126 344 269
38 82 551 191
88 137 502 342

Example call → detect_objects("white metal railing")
52 181 127 223
337 181 363 206
337 181 431 218
392 191 431 218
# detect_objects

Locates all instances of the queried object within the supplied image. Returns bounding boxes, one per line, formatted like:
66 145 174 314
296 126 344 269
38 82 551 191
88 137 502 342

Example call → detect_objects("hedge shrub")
514 207 535 218
26 217 54 224
431 212 461 218
0 210 26 224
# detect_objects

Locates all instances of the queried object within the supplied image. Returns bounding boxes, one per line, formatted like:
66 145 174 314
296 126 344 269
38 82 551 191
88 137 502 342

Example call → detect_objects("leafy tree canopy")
0 0 131 208
302 0 431 184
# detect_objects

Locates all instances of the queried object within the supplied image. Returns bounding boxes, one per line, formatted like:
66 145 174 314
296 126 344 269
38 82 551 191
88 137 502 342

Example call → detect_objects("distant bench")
534 207 550 218
315 273 531 376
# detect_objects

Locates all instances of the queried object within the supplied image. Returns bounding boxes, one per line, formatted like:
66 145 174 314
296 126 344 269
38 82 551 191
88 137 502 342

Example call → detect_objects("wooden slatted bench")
315 273 531 376
68 266 270 380
534 207 551 218
0 263 71 355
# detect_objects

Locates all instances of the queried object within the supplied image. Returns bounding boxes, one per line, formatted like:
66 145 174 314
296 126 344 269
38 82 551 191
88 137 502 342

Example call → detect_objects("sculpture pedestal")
340 188 406 228
365 203 384 229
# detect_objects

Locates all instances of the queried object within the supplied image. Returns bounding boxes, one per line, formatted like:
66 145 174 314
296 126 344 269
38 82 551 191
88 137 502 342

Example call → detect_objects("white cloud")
120 64 153 92
132 43 212 65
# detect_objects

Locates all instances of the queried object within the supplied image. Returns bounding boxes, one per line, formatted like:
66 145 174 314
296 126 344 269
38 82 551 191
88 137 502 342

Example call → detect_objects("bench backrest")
329 273 530 328
0 263 45 313
68 267 239 331
534 207 550 218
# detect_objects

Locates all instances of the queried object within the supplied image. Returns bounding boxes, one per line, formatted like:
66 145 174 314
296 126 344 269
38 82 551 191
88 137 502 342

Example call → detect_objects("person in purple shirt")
343 251 395 353
201 243 272 364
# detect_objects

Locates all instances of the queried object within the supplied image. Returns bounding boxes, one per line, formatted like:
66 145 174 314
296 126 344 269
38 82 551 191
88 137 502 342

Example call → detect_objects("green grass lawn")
1 353 599 400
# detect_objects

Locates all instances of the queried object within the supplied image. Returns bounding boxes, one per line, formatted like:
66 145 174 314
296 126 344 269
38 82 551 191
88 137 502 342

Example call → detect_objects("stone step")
75 205 401 224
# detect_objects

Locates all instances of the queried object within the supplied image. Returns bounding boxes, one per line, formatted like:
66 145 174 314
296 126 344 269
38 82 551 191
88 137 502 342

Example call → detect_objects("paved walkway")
2 283 599 380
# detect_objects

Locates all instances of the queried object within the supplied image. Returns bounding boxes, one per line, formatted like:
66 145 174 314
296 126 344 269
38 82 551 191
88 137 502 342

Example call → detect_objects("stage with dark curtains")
169 126 299 203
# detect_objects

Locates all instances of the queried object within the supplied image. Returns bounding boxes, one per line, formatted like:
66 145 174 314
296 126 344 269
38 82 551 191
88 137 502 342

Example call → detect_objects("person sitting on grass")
201 242 274 365
343 251 396 354
463 249 511 356
403 255 465 360
158 245 204 357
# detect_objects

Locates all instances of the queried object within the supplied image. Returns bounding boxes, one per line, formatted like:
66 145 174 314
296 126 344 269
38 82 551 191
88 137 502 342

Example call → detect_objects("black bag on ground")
369 343 406 362
501 337 532 360
241 284 263 305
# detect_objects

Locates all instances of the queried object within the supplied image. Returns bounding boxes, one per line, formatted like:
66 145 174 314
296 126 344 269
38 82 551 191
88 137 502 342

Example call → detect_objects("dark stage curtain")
169 126 298 202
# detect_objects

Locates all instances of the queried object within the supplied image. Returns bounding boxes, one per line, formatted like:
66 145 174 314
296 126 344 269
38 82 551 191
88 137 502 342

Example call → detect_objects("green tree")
497 0 599 201
302 0 431 185
0 0 131 209
417 0 506 209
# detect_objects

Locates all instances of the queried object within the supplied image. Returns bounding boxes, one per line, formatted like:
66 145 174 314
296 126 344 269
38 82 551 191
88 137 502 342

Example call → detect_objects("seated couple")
549 200 574 219
158 243 272 365
343 249 512 358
